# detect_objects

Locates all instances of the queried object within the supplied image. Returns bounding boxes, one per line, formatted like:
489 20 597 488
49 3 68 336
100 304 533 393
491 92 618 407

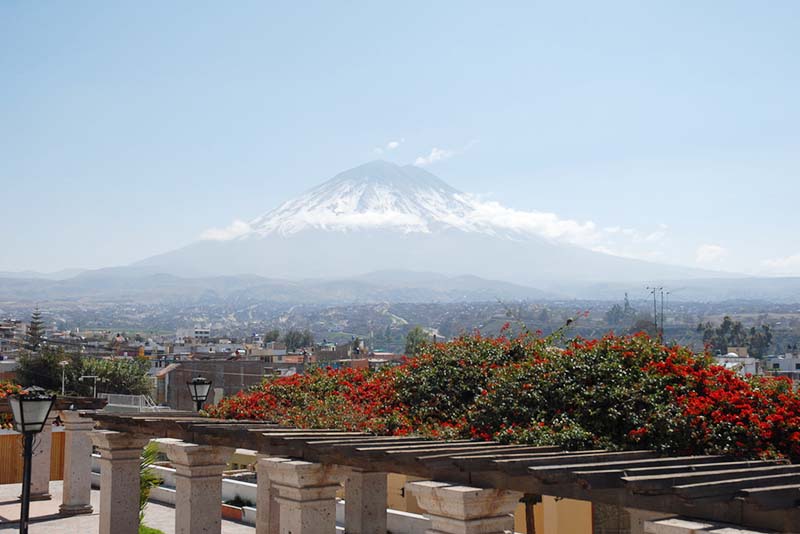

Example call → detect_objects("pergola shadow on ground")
0 482 253 533
79 411 799 534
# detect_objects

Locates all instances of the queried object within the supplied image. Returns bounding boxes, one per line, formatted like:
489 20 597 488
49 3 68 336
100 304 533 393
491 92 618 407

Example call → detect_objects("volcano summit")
136 161 712 284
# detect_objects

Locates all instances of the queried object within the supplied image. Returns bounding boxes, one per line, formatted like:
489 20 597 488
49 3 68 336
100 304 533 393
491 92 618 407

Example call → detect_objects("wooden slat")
572 460 774 489
494 450 656 468
624 465 800 494
354 440 486 452
738 484 800 510
674 472 800 499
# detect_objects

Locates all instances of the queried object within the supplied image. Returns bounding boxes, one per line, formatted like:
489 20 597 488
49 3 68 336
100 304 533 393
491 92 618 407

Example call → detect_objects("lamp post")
186 377 212 411
58 361 69 396
9 386 55 534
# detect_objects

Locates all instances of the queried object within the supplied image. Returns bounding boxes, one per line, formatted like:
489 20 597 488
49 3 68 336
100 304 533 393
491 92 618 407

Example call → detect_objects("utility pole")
646 286 663 341
660 289 665 341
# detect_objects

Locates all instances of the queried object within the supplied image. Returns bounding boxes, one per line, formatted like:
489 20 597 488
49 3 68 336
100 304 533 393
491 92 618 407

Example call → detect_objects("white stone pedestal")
344 468 388 534
28 414 56 501
266 459 344 534
59 410 95 515
156 439 232 534
256 456 289 534
407 480 522 534
91 430 150 534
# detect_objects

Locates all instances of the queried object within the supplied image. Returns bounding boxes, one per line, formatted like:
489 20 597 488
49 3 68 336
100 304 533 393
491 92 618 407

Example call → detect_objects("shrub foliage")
208 331 800 460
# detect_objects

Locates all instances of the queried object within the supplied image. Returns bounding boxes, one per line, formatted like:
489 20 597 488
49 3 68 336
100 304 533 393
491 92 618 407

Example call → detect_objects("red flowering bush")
208 332 800 460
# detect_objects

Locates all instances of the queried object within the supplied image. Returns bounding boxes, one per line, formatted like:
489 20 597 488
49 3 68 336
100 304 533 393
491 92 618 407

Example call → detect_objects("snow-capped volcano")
137 161 715 284
235 160 594 245
249 161 476 236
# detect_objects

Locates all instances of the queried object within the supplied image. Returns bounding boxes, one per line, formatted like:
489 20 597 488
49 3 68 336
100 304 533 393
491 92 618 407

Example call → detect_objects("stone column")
28 413 57 500
256 456 289 534
266 458 343 534
91 430 150 534
407 480 522 534
59 410 95 515
344 468 387 534
157 439 232 534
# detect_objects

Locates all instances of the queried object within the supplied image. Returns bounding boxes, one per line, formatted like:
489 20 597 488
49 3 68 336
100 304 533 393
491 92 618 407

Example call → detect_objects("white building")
714 352 760 376
175 326 211 343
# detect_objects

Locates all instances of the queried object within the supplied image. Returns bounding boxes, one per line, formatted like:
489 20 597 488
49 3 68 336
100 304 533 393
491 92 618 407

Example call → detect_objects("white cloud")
761 253 800 275
200 220 252 241
374 138 405 155
415 147 455 166
695 244 728 264
414 140 478 167
454 195 668 260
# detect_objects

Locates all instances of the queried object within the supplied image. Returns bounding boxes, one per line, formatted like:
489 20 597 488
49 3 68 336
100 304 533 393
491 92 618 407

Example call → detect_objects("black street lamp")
186 377 212 412
9 386 55 534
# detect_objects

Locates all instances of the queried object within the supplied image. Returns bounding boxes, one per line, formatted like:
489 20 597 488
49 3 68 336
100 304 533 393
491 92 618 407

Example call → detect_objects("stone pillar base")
266 459 344 534
407 481 523 534
59 503 94 515
27 492 52 501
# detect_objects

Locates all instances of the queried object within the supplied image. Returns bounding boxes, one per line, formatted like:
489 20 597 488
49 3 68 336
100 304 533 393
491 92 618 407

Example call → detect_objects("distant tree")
697 316 772 358
748 325 773 358
17 346 151 395
404 326 429 357
604 304 625 326
283 329 314 352
283 330 303 352
263 329 280 343
25 307 45 351
352 337 362 355
301 329 314 348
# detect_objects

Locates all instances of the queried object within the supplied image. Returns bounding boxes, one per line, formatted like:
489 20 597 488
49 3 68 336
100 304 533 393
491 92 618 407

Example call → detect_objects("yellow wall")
387 473 593 534
0 431 65 484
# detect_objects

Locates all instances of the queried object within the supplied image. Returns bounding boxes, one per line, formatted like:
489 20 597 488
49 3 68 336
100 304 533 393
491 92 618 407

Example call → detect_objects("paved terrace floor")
0 481 255 534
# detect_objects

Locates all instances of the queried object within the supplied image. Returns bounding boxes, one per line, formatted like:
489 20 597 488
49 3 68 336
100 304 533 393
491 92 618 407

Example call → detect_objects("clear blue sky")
2 1 799 275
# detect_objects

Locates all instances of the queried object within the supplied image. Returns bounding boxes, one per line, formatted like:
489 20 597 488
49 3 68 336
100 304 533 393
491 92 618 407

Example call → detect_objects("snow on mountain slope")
229 160 597 247
249 161 480 236
137 161 721 283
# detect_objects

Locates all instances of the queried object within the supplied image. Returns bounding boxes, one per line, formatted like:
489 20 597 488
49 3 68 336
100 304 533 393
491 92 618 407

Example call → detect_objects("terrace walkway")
0 481 254 533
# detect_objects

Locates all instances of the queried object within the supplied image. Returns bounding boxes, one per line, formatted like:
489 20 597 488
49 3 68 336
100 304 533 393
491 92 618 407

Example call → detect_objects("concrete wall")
165 360 267 410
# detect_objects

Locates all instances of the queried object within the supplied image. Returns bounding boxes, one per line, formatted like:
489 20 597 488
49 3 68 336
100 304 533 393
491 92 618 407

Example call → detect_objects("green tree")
263 329 280 343
698 317 773 358
404 326 429 357
283 330 304 352
25 307 45 351
17 347 152 395
301 329 314 348
748 325 773 358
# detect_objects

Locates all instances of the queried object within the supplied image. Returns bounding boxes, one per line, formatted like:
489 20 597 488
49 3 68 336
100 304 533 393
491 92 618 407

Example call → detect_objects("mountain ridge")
135 160 722 284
